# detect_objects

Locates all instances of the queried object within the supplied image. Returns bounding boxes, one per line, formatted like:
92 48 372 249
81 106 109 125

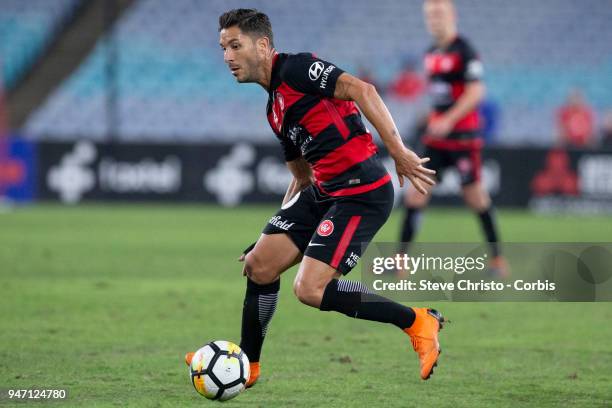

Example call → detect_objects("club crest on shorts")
457 157 472 174
317 220 334 237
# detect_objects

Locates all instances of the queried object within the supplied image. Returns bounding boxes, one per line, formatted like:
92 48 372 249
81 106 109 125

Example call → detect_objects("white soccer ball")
189 341 250 401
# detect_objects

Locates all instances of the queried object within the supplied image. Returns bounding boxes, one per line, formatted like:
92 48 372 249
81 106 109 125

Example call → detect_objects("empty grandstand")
0 0 82 89
3 0 611 145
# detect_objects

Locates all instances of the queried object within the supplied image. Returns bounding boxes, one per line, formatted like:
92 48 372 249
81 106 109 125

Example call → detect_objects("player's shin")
319 279 416 329
400 206 422 254
239 278 279 367
476 206 500 256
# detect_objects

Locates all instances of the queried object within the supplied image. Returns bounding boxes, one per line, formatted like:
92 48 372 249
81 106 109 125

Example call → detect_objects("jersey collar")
269 52 283 92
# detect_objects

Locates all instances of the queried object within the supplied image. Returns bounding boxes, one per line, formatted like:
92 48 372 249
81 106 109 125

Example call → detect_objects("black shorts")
423 145 482 186
262 181 394 275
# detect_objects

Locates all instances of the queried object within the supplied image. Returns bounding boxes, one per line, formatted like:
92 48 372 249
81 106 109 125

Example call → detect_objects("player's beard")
236 54 262 83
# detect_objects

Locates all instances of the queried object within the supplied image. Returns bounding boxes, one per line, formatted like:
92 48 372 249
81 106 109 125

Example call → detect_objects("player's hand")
393 147 436 194
427 116 454 138
238 253 247 276
239 242 257 275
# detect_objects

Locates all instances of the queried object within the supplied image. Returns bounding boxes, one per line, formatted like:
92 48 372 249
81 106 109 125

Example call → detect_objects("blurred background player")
400 0 508 276
387 56 426 101
556 88 596 149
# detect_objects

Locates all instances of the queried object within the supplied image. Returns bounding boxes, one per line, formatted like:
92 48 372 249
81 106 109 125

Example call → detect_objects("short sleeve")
461 41 484 82
280 53 345 98
275 133 302 162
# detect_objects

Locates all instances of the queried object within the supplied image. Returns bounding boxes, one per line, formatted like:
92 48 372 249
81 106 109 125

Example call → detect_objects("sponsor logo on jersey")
276 91 285 111
440 56 455 72
288 125 300 144
309 61 325 81
319 65 336 90
429 81 452 105
345 252 360 268
271 91 285 132
300 136 313 154
317 219 334 236
466 60 484 80
268 215 295 231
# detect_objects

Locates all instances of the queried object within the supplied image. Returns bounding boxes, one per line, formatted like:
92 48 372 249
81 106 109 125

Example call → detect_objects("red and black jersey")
267 52 390 197
423 35 483 149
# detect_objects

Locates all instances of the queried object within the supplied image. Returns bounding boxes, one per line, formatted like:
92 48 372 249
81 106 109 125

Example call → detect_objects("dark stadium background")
1 0 611 207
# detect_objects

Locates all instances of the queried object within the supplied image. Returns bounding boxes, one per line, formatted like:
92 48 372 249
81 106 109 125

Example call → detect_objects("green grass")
0 204 611 407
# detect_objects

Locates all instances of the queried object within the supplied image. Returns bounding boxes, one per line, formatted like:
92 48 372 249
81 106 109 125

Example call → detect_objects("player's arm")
429 81 485 138
429 42 486 138
283 157 313 205
333 73 435 193
239 159 312 264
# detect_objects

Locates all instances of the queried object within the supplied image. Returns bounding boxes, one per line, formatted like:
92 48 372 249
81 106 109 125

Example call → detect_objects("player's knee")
463 184 490 211
292 277 324 308
405 188 429 208
244 252 278 285
468 199 489 212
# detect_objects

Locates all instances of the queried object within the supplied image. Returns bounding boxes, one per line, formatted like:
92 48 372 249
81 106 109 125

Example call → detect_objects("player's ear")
255 36 271 55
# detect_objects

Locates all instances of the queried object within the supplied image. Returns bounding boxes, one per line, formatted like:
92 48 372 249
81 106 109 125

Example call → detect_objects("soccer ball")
189 340 250 401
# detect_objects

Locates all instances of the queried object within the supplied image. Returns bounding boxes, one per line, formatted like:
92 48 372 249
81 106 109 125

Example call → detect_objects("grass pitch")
1 204 611 407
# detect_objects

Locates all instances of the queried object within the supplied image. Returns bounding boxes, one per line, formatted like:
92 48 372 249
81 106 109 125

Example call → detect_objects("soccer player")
400 0 507 276
187 9 446 385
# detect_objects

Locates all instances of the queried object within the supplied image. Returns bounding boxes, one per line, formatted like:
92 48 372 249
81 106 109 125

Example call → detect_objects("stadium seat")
0 0 81 89
22 0 612 144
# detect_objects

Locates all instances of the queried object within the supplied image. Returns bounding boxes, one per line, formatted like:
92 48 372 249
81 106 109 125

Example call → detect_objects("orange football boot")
404 308 446 380
246 362 260 388
489 255 510 279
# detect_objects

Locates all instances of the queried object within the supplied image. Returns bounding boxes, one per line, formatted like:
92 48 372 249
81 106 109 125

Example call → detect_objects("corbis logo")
308 61 325 81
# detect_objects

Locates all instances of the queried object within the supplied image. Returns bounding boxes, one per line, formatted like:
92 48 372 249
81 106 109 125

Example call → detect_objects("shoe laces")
410 334 434 354
410 335 421 352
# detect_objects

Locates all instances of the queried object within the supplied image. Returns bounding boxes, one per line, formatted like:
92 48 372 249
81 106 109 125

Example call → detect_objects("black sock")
400 207 421 253
477 207 501 257
239 278 279 363
319 279 416 330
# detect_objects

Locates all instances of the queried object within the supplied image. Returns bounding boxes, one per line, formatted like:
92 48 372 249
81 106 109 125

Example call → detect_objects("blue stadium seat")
0 0 81 88
23 0 612 144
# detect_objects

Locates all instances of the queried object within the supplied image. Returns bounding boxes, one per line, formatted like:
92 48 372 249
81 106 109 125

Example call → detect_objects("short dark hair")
218 9 274 47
